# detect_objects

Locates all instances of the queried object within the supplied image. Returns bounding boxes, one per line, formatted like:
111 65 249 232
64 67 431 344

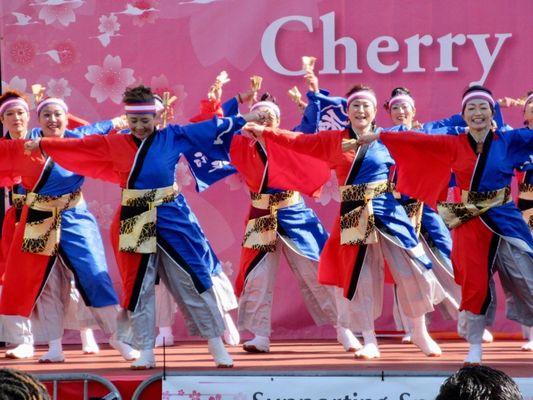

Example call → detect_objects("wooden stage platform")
1 338 531 399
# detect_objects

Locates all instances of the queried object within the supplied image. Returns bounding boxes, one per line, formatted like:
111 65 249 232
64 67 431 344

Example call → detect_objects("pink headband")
388 94 415 110
124 102 157 114
347 91 377 108
37 98 68 115
462 91 495 108
250 101 281 119
525 94 533 107
0 98 29 115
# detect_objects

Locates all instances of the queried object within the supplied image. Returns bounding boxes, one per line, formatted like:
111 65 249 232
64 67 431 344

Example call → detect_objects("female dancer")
0 95 136 363
355 85 533 364
34 85 262 369
243 85 446 359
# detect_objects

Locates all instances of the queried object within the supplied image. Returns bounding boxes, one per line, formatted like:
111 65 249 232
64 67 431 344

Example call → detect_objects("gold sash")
518 183 533 228
437 187 512 229
22 190 83 256
339 180 391 245
11 193 26 209
242 191 302 252
119 184 178 253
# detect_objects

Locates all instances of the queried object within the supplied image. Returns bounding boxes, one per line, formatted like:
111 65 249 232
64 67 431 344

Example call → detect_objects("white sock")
521 327 533 351
80 329 99 353
465 343 483 364
411 315 441 356
158 326 173 337
40 338 64 362
362 330 377 346
355 331 380 359
208 337 233 367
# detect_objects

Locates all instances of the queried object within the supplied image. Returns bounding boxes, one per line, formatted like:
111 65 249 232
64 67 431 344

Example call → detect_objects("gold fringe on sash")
437 187 512 229
339 180 391 245
119 184 178 253
22 190 83 256
518 183 533 228
242 191 301 252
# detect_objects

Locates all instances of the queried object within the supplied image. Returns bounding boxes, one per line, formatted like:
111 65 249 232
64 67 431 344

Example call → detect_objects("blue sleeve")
422 114 466 130
70 120 114 137
506 128 533 169
293 90 322 133
222 97 239 117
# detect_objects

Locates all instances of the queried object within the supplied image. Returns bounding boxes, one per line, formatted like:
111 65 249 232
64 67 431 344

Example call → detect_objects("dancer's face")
462 99 493 132
39 104 67 137
127 113 156 140
1 105 29 138
389 102 415 128
524 100 533 128
255 106 280 129
348 98 376 132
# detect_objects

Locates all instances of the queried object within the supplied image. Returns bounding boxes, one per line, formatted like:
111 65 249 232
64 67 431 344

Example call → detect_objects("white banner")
162 375 533 400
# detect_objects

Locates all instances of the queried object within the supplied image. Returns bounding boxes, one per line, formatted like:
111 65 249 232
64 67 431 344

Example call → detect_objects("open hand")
24 139 41 155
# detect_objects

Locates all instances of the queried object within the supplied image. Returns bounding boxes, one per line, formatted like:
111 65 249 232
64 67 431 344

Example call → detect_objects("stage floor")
2 338 531 378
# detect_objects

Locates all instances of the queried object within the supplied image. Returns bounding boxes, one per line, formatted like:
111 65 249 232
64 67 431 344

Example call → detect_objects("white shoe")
401 334 412 344
412 331 442 357
109 338 140 361
354 343 380 360
482 329 494 343
6 343 34 359
521 340 533 351
155 334 174 348
336 327 362 352
130 349 156 370
208 337 233 368
464 343 482 365
80 329 100 354
39 350 65 363
223 312 240 346
242 335 270 353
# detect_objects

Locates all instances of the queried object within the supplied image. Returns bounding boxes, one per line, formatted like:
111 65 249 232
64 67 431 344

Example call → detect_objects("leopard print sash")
518 183 533 228
339 180 391 245
22 189 83 256
242 191 302 252
11 193 26 210
119 184 179 253
437 187 512 229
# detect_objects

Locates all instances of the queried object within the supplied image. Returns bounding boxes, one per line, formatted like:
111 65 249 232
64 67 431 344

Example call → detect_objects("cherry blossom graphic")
85 55 135 104
1 76 28 93
150 74 188 119
221 261 233 277
46 78 71 99
131 0 159 27
175 159 194 187
178 389 185 395
208 395 222 400
51 40 79 69
189 390 201 400
33 0 84 27
98 14 120 34
87 200 115 229
315 171 340 206
8 37 37 68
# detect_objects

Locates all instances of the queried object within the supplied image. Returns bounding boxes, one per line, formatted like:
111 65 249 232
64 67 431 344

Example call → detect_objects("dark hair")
0 90 29 108
259 92 278 105
122 85 154 104
461 85 494 115
345 84 377 130
384 87 412 110
0 368 50 400
435 366 523 400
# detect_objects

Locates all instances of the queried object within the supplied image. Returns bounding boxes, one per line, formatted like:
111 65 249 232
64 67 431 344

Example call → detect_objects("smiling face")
126 113 156 140
38 104 68 137
1 105 29 138
462 99 493 132
389 102 415 128
348 98 376 133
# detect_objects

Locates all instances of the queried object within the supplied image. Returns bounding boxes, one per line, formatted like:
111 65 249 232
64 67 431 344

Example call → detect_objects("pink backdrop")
1 0 532 340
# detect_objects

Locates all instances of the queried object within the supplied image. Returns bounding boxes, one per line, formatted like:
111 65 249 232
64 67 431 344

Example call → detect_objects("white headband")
124 102 157 114
388 94 415 110
347 91 377 108
37 98 68 115
0 98 29 115
462 91 495 108
250 101 280 119
525 94 533 107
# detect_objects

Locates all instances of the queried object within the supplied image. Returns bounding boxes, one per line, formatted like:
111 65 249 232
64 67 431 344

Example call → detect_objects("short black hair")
123 85 154 104
435 366 523 400
384 87 412 110
0 368 50 400
461 85 495 115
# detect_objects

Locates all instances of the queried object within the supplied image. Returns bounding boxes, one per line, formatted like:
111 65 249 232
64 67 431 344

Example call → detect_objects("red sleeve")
0 140 21 187
41 135 122 184
262 129 335 197
380 131 456 208
189 99 223 122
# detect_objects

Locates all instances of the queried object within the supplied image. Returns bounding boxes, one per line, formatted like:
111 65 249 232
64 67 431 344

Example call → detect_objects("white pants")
238 236 337 337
